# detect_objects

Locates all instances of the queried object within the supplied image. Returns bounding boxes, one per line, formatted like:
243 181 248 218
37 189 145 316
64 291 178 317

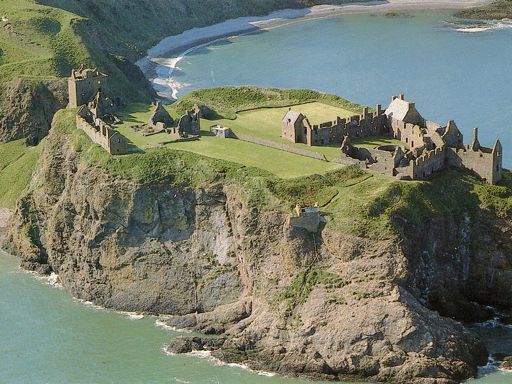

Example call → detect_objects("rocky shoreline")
6 111 512 383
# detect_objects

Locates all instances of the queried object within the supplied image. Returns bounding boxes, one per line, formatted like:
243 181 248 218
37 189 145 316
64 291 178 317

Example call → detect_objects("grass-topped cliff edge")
5 87 512 384
34 91 512 243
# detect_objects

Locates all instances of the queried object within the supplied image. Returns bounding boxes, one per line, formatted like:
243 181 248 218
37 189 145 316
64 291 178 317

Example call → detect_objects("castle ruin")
68 65 108 108
283 94 502 184
282 105 388 146
178 106 201 135
76 105 128 155
148 101 174 131
69 68 128 155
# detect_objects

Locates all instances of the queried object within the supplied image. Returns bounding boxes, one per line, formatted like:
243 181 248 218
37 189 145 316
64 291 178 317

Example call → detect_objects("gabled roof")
282 110 304 124
385 98 423 125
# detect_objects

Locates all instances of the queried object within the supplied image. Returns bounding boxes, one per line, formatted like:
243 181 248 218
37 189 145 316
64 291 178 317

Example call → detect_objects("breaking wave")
162 348 276 377
450 19 512 33
27 271 64 289
155 318 193 333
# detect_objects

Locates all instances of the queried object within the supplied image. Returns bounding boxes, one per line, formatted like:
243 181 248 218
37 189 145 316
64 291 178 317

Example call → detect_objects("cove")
0 250 335 384
155 11 512 167
1 247 512 383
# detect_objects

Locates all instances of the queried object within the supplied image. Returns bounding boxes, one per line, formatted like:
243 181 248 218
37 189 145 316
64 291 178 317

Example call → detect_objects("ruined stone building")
76 105 128 155
282 105 388 146
148 101 173 131
339 94 502 184
68 65 108 108
178 107 201 135
282 94 502 184
69 67 128 155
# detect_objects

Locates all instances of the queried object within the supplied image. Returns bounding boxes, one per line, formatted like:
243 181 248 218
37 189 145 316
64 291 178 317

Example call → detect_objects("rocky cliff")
0 79 67 145
6 110 512 383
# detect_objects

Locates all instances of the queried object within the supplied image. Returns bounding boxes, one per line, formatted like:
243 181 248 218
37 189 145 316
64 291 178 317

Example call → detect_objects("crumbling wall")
412 147 447 179
448 147 500 184
76 115 127 155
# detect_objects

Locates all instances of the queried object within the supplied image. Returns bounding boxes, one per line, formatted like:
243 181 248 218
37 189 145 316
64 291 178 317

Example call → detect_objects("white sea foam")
77 299 107 311
155 319 193 334
148 35 241 100
174 379 192 384
30 271 64 289
476 317 512 329
119 311 144 320
162 349 275 377
453 20 512 33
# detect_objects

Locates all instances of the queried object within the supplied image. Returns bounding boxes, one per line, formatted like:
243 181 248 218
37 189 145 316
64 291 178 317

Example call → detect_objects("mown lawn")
0 139 42 208
115 100 405 174
114 101 348 177
171 134 344 179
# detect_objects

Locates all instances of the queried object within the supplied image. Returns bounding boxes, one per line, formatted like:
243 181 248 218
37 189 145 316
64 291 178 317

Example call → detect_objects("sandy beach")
136 0 493 99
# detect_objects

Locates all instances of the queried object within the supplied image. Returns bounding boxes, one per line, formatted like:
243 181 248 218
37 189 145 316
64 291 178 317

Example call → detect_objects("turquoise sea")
161 11 512 167
3 10 512 384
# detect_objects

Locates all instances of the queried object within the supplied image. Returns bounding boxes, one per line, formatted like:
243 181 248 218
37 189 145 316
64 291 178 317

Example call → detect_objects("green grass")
114 101 348 177
171 135 343 179
50 108 512 242
276 267 345 310
172 86 365 119
0 139 42 208
0 0 89 82
456 0 512 19
352 136 405 149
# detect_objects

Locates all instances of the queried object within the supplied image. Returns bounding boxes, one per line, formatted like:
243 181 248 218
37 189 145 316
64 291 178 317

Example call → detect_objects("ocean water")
3 11 512 384
0 250 336 384
1 247 512 384
158 11 512 167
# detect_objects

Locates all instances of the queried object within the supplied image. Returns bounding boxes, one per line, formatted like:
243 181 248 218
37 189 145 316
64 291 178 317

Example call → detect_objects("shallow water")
0 250 335 384
157 11 512 167
1 247 512 383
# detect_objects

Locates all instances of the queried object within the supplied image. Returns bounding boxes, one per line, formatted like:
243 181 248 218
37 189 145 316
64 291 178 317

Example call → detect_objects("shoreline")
136 0 493 100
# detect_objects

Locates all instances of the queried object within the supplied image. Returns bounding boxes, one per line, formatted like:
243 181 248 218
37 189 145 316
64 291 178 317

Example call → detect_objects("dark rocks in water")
20 261 51 275
165 336 225 355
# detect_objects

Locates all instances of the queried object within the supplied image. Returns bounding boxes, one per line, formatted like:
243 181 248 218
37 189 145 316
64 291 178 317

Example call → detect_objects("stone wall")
233 132 327 161
309 106 389 146
68 73 104 108
448 147 501 184
76 115 128 155
412 147 447 179
390 119 426 151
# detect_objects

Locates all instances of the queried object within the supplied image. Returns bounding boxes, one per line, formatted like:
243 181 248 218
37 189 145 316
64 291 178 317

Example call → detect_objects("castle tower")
68 67 107 108
471 128 481 151
492 139 503 184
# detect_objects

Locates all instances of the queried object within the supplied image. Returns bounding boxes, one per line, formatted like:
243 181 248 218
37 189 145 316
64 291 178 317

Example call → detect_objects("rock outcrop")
7 116 512 383
0 79 67 145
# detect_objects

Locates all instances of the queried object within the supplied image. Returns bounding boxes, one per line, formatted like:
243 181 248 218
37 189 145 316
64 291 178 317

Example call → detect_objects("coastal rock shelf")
6 105 512 384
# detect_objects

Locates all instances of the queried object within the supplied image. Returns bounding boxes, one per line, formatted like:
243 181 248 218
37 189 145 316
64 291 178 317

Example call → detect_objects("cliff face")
0 79 67 145
8 115 512 383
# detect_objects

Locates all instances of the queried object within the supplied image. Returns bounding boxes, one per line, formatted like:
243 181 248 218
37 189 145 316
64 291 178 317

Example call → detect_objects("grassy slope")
456 0 512 19
0 0 360 101
0 1 89 82
173 86 365 120
0 140 42 208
